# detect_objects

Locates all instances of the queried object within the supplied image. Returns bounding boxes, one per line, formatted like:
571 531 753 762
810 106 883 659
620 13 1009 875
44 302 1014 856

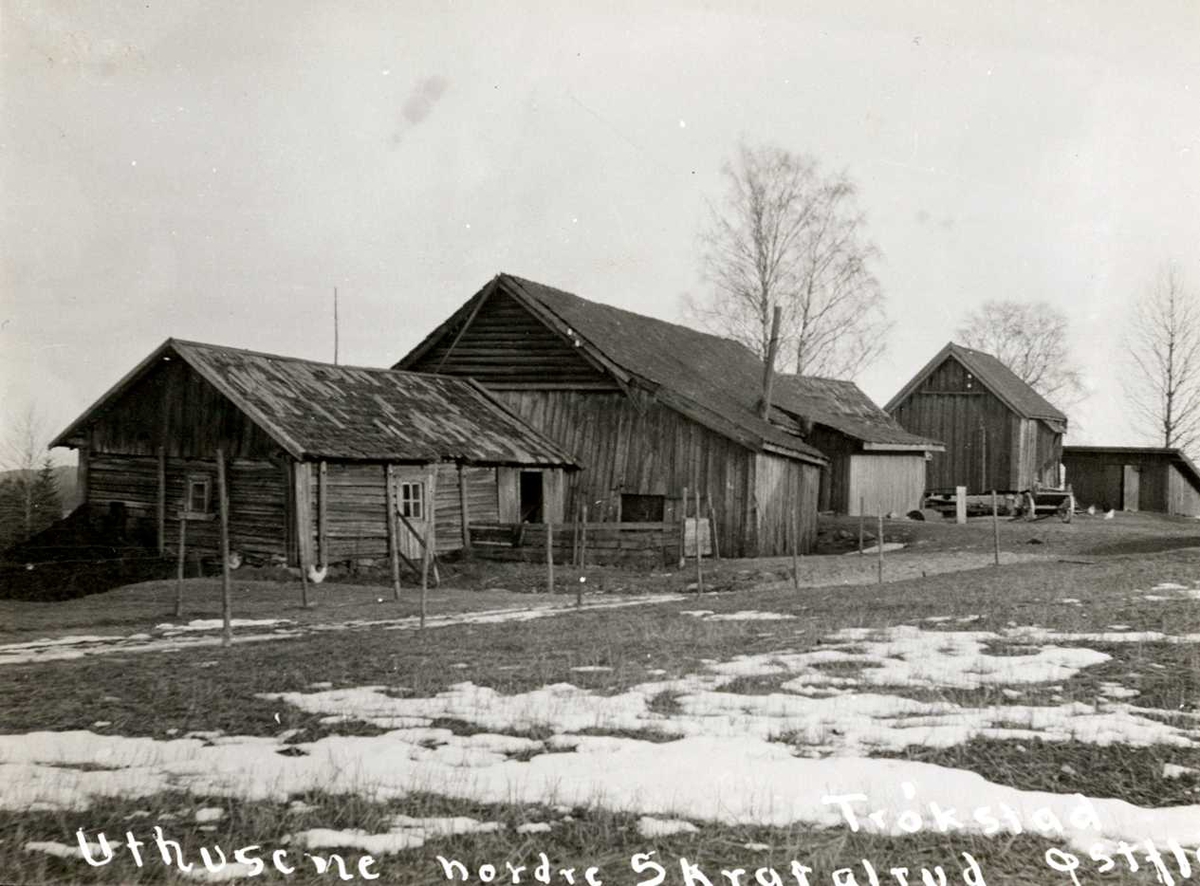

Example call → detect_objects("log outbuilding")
396 274 838 555
50 339 578 570
885 342 1068 494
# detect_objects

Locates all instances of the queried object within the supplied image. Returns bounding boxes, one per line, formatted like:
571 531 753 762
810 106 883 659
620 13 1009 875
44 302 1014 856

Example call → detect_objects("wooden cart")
1016 485 1076 522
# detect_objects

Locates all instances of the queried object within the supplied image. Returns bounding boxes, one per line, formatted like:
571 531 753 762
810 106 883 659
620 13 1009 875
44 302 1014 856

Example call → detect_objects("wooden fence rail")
467 521 695 566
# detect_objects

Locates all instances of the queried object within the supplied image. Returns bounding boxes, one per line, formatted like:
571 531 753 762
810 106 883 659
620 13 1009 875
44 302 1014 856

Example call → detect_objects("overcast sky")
3 0 1198 462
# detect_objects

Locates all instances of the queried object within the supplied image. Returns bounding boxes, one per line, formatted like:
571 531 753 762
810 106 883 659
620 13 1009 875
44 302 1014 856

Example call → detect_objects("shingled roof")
770 375 944 450
884 342 1068 426
51 339 578 467
404 275 841 462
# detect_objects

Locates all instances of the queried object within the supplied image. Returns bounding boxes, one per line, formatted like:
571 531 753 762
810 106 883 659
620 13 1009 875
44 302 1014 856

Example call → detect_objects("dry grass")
3 522 1200 884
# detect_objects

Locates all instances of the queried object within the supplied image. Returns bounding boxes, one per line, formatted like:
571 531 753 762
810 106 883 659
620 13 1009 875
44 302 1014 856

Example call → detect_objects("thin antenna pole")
333 287 339 365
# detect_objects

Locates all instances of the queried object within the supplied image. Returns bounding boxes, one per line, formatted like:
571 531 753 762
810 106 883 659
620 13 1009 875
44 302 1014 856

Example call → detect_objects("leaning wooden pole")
707 494 720 561
175 514 187 618
386 464 401 602
578 502 588 608
694 486 704 595
216 447 233 647
420 464 437 629
859 497 865 556
679 486 689 568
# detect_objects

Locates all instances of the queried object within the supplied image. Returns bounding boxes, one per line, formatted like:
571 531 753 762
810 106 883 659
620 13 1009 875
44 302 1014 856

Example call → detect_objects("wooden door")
1122 465 1140 511
391 470 430 560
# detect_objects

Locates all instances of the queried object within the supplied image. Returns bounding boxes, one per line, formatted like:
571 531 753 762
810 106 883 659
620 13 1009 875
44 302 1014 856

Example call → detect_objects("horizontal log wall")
305 462 501 562
88 452 287 559
467 521 683 565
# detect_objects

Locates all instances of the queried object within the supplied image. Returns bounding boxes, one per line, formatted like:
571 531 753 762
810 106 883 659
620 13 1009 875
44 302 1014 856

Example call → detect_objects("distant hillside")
0 466 80 515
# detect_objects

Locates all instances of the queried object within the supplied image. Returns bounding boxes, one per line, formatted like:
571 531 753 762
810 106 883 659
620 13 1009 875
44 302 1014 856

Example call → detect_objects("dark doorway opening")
519 471 544 523
621 493 665 522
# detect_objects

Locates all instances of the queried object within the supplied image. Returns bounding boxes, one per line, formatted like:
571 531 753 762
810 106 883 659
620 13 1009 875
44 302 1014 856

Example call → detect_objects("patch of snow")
638 816 698 837
571 666 613 673
194 806 224 823
516 821 552 834
847 543 906 555
1164 763 1198 779
24 840 102 860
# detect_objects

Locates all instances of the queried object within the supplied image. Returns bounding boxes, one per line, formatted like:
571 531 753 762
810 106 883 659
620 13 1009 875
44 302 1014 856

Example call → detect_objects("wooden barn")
49 339 578 570
395 274 829 556
769 375 943 516
884 342 1068 494
1062 446 1200 516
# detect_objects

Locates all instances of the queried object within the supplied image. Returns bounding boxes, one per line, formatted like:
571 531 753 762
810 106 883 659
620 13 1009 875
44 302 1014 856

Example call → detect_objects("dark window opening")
186 476 211 515
621 493 665 522
519 471 544 523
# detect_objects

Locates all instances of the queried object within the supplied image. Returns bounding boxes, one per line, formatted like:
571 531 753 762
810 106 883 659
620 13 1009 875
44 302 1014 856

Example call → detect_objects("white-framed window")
186 475 211 516
399 481 424 519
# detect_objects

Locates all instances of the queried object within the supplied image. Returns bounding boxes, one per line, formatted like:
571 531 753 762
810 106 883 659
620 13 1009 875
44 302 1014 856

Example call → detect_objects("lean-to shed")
884 342 1068 494
395 274 833 556
1062 446 1200 516
769 375 943 516
49 339 577 569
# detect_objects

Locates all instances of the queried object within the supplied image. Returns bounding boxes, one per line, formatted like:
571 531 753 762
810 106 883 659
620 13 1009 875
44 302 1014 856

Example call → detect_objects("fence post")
956 486 967 524
992 490 1001 566
216 447 232 648
791 508 800 593
385 464 401 602
858 497 865 555
694 487 703 595
876 513 884 585
175 514 187 618
546 521 554 595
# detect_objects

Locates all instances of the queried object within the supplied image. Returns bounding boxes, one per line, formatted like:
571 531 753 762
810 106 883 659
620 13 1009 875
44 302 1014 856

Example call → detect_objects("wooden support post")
318 460 328 568
876 513 884 585
955 486 967 525
300 556 310 609
546 521 554 595
458 463 472 554
175 514 187 618
992 490 1001 567
791 508 800 593
293 461 312 607
694 487 703 595
858 497 865 555
679 486 688 568
216 448 232 647
386 464 401 602
156 446 166 556
707 494 720 561
420 464 437 629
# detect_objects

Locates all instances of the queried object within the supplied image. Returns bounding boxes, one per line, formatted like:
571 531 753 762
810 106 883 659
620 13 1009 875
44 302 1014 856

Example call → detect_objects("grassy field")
2 512 1199 884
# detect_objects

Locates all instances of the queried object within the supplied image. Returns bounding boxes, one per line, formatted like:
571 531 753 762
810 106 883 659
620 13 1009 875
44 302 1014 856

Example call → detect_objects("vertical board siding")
1168 465 1200 516
495 389 763 556
846 455 927 516
753 453 819 555
85 359 280 460
88 453 287 559
1066 451 1200 516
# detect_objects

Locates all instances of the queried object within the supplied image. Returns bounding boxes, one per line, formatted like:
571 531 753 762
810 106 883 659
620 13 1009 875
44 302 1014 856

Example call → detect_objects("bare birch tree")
1124 265 1200 454
689 143 889 379
956 300 1084 411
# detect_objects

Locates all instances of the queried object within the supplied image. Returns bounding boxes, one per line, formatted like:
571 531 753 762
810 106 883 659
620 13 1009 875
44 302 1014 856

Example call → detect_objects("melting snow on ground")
6 607 1200 859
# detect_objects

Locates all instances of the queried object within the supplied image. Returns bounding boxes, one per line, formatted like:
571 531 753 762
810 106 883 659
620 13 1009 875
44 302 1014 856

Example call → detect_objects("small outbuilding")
50 339 578 570
1062 445 1200 516
768 375 943 516
885 342 1068 494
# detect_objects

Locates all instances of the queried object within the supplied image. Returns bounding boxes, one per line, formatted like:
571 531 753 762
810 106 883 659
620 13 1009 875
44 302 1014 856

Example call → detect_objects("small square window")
399 482 424 519
186 476 211 515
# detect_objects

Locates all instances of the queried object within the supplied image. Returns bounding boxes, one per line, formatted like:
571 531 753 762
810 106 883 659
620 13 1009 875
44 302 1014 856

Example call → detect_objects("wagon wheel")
1058 493 1075 523
1024 491 1038 522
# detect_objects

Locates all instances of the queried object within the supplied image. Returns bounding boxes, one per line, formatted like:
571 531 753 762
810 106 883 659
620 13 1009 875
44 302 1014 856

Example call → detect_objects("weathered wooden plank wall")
80 359 279 460
88 453 287 559
1168 465 1200 516
846 454 926 516
409 291 618 389
494 389 762 555
468 521 683 565
890 358 1014 493
753 453 819 555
